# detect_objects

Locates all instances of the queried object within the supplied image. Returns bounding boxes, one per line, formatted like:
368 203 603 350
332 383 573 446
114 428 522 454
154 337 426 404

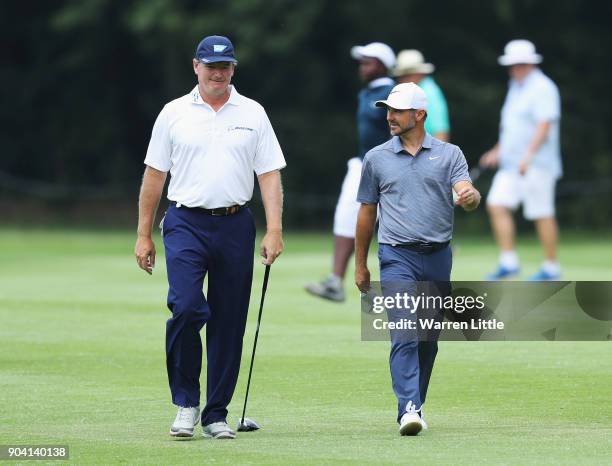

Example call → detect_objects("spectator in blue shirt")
480 40 562 281
305 42 395 302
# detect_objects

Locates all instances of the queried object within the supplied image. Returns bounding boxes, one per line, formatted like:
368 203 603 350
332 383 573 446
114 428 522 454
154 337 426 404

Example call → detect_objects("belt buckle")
211 208 226 216
420 242 432 253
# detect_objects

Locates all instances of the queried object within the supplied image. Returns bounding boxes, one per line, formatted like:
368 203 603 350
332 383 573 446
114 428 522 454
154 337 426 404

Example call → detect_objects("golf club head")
237 417 260 432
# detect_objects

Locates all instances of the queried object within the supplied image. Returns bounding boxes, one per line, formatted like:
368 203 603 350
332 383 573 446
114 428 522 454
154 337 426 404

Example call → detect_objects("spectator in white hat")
480 40 562 280
393 49 450 142
305 42 396 302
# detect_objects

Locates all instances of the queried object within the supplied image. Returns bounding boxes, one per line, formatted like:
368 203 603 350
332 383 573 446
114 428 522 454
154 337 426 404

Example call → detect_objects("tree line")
1 0 610 227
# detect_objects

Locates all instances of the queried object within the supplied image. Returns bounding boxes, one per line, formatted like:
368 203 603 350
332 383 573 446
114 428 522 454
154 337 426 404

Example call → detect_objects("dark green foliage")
1 0 611 226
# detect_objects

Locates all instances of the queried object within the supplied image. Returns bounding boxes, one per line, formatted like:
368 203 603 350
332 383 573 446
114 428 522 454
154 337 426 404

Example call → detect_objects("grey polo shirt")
357 133 471 244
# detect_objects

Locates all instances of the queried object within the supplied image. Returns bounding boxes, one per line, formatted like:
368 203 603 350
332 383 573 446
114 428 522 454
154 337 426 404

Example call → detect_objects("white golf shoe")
202 421 236 439
420 411 428 430
169 406 200 438
399 412 423 436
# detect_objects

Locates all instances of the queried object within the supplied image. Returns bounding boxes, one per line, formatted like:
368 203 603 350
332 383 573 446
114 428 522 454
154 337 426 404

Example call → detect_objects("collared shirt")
144 85 286 208
499 68 562 178
357 134 471 244
419 76 450 135
357 77 395 158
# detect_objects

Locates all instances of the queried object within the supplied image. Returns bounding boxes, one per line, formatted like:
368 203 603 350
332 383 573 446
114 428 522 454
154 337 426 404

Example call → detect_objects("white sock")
329 274 342 285
542 260 560 275
499 251 519 269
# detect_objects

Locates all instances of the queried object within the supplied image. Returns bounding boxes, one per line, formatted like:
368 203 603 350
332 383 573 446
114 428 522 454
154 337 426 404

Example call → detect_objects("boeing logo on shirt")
227 125 254 132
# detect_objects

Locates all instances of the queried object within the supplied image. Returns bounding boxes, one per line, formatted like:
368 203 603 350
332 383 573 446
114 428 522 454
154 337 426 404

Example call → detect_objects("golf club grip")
240 264 271 424
260 265 271 316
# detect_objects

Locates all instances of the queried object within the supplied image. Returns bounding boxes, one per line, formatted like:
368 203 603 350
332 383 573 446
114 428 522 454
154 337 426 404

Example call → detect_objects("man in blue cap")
135 35 286 439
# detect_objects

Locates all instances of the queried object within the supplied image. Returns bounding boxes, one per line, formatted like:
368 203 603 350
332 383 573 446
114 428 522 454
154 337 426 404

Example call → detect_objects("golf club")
237 264 271 432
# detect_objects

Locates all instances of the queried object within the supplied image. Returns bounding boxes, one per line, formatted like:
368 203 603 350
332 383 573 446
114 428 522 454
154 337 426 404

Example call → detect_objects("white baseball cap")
498 39 542 66
350 42 396 70
375 82 428 110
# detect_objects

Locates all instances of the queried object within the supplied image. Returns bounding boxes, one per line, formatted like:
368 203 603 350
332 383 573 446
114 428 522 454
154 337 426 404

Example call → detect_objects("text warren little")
372 318 505 330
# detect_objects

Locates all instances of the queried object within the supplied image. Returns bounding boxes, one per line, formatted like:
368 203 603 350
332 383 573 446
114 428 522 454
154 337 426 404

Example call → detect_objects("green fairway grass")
1 229 611 465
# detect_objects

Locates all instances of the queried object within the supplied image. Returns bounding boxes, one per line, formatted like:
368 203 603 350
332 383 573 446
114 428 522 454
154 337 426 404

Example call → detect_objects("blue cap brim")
198 56 238 64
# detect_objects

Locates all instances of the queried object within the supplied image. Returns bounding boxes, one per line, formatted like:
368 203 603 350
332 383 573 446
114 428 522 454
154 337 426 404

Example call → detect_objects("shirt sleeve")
253 109 286 175
356 155 379 203
426 86 450 134
143 106 172 172
450 147 471 186
532 82 561 123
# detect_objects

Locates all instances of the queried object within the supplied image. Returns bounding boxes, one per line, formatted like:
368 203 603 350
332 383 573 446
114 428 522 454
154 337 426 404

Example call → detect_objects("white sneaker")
420 411 428 430
169 406 200 438
202 421 236 439
399 412 423 436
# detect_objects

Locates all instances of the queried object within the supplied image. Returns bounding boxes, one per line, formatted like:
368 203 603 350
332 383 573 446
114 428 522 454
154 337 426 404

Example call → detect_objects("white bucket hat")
375 82 428 111
498 39 542 66
392 49 435 77
350 42 396 70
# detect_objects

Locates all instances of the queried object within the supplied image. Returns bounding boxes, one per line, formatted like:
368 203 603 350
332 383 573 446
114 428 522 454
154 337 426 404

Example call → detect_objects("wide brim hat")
392 49 435 77
498 39 542 66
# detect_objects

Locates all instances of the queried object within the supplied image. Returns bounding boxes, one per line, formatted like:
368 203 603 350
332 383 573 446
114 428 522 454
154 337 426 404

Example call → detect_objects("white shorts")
486 168 557 220
333 157 363 238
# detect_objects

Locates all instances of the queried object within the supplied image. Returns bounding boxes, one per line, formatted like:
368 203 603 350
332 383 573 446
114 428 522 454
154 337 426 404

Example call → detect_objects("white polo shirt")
144 85 286 208
499 68 562 178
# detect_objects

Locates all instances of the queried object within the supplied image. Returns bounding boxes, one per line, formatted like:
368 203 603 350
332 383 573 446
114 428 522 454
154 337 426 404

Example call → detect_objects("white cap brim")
350 43 395 69
350 45 366 60
498 54 542 66
392 63 435 77
374 99 426 111
351 45 386 65
374 99 394 108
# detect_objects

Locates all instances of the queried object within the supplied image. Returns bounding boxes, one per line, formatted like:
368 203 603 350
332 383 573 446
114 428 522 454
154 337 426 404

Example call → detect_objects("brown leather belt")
171 201 247 216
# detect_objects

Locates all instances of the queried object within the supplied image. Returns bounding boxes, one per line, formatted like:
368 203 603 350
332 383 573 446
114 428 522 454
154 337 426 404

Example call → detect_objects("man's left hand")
260 230 284 265
454 185 480 210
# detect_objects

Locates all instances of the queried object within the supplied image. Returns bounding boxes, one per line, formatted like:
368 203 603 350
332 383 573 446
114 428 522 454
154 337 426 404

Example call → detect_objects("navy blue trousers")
162 204 255 425
378 243 452 422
